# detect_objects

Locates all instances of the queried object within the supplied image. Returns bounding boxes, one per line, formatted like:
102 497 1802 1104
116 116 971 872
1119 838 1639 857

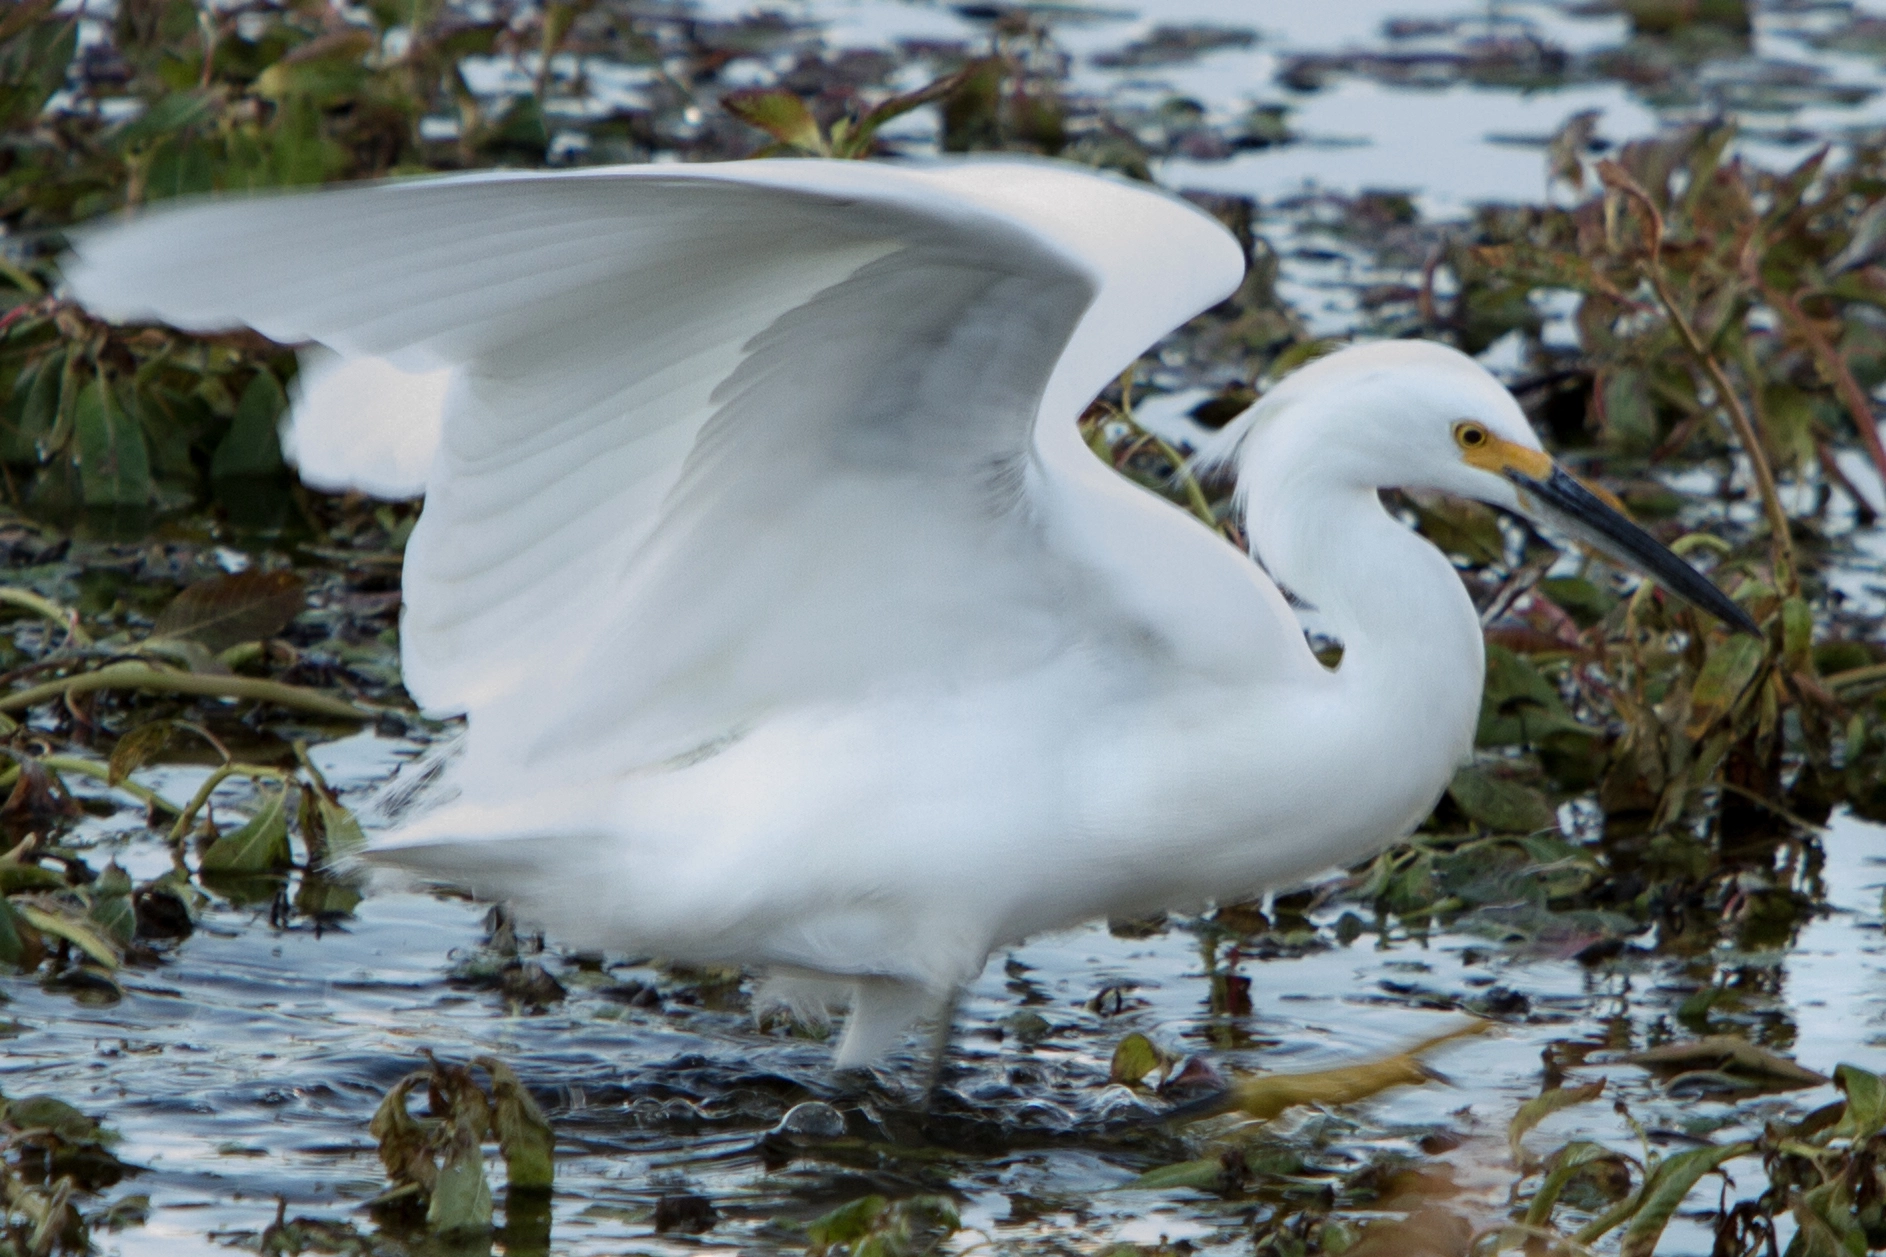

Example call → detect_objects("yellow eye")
1454 422 1489 449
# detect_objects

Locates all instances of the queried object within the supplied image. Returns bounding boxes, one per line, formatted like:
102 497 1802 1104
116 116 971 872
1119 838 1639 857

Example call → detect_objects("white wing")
66 159 1309 789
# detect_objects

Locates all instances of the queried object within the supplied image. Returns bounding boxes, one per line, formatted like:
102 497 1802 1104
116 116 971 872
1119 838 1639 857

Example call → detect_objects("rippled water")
691 0 1886 206
12 1 1886 1252
2 721 1879 1254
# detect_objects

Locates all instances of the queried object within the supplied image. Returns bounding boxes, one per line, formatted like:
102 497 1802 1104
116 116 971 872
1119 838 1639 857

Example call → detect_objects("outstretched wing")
66 159 1308 784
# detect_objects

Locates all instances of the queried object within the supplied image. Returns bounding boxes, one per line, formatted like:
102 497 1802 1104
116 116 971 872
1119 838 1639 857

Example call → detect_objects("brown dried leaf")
1222 1020 1489 1121
369 1075 438 1194
1625 1034 1827 1088
478 1057 553 1191
149 570 306 653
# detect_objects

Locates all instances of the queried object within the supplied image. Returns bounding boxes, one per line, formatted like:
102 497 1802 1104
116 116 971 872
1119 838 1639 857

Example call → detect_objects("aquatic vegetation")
368 1054 553 1237
1 0 1884 1252
0 1090 138 1255
0 560 387 1006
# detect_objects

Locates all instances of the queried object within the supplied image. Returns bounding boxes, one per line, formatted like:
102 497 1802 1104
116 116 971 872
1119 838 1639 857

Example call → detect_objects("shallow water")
7 725 1883 1253
12 1 1886 1252
686 0 1886 208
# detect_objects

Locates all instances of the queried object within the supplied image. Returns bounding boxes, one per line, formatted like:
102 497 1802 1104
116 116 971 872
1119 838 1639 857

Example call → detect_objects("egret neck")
1239 447 1485 833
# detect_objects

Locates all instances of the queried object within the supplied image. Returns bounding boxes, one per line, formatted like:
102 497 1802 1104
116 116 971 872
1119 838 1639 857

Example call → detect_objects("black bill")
1511 466 1760 636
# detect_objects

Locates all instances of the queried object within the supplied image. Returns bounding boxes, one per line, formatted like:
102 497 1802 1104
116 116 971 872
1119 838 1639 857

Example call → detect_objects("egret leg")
835 976 936 1069
916 986 962 1101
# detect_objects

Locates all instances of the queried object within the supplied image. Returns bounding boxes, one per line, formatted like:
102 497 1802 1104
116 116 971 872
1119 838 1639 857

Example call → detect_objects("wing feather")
66 159 1304 797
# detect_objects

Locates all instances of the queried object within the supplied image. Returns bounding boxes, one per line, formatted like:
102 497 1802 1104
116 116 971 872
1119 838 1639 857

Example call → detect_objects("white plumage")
65 158 1746 1065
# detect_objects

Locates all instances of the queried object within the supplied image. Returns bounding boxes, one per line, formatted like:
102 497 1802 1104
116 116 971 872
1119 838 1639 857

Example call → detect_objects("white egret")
65 159 1754 1066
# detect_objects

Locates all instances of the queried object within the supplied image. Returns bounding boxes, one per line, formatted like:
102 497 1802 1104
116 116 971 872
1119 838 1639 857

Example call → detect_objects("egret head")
1203 340 1758 634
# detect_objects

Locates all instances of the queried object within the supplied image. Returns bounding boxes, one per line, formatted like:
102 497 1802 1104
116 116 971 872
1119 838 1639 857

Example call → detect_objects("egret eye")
1454 422 1489 450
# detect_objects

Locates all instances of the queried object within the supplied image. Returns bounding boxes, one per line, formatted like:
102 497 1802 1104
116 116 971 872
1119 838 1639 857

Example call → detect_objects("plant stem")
1 660 372 721
38 755 184 815
1763 282 1886 491
0 587 90 647
1597 160 1796 595
1116 366 1221 532
1645 267 1797 593
1825 661 1886 692
166 762 293 845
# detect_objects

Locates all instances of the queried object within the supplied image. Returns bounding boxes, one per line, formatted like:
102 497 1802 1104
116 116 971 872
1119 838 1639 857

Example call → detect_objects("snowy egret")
66 159 1754 1066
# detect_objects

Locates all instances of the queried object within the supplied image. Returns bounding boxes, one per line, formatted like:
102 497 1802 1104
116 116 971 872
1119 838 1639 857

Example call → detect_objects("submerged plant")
368 1054 554 1238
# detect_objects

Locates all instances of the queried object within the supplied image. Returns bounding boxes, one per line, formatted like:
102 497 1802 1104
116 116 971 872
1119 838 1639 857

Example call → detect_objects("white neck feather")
1236 441 1485 812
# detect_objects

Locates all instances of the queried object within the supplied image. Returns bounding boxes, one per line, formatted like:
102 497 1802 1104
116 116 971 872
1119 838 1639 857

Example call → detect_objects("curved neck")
1241 471 1485 773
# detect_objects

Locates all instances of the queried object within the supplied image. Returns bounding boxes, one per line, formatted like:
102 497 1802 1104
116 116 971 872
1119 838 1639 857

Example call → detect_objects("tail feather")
285 349 448 499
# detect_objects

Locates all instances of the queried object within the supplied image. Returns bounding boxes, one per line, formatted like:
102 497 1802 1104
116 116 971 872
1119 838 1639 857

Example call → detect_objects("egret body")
65 159 1752 1065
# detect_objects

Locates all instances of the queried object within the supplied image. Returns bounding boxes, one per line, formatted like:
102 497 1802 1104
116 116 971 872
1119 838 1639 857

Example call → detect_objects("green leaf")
0 864 66 894
1408 493 1506 566
1782 596 1814 674
4 1095 102 1144
251 29 376 103
1788 1180 1865 1257
1615 1142 1754 1257
210 371 286 478
108 720 174 787
426 1134 493 1234
1508 1080 1605 1168
1539 576 1618 628
1109 1032 1162 1086
7 350 61 462
1600 365 1659 451
808 1196 888 1251
199 787 293 874
1478 646 1590 747
1126 1157 1226 1191
14 901 120 969
72 375 152 506
0 9 75 128
113 89 217 150
0 897 28 969
292 871 362 918
90 863 135 947
144 135 217 201
721 88 825 153
297 784 366 867
0 0 59 47
1833 1064 1886 1142
149 569 306 652
1626 1035 1828 1088
1524 1140 1621 1226
478 1057 553 1191
1685 634 1766 739
1448 765 1555 833
1761 383 1820 473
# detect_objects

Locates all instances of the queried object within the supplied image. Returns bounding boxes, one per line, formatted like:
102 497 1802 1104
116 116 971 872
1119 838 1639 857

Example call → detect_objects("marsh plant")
2 1 1886 1253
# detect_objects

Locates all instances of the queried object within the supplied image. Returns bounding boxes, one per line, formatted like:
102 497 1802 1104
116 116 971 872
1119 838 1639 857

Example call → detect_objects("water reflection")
1 723 1878 1253
13 1 1886 1249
